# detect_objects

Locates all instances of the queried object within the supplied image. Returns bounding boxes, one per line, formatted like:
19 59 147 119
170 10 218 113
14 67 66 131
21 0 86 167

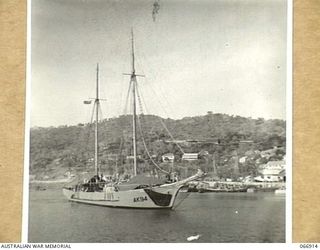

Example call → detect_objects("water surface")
29 188 285 243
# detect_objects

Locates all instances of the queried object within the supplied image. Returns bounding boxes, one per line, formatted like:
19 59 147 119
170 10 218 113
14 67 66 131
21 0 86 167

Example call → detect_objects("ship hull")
62 185 182 209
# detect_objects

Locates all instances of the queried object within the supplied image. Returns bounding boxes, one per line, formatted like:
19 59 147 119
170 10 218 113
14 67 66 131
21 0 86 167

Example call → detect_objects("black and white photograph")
27 0 289 243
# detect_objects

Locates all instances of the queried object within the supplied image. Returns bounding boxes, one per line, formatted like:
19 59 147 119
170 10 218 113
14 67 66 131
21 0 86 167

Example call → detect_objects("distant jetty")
30 177 75 184
187 180 284 193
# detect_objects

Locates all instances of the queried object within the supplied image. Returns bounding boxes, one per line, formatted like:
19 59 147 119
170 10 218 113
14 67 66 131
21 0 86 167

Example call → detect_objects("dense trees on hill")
30 113 286 180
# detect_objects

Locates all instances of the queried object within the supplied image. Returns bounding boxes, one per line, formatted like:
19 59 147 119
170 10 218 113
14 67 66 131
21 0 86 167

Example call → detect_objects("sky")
31 0 288 127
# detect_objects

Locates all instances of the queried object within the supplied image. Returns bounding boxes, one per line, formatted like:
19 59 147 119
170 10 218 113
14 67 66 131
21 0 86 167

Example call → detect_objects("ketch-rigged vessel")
62 30 204 209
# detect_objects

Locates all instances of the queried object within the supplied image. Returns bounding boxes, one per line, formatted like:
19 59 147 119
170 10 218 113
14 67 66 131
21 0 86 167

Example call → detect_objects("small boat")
247 187 256 193
35 186 46 191
63 30 204 209
274 187 286 194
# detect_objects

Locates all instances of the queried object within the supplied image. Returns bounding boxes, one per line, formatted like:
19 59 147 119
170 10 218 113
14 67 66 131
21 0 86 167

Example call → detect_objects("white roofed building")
255 160 285 182
182 153 199 161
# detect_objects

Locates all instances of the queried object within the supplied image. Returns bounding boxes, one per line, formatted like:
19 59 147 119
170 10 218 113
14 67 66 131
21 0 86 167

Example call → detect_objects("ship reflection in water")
29 188 285 243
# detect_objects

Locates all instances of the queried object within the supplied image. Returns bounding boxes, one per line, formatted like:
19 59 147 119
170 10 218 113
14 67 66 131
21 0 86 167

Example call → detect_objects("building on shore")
254 160 285 182
162 153 175 163
182 153 199 161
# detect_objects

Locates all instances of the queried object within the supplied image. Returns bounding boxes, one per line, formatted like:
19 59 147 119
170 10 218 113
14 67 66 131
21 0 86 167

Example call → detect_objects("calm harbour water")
29 188 285 243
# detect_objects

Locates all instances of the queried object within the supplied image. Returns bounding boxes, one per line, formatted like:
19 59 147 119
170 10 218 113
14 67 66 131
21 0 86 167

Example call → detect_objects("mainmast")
123 29 144 177
95 63 100 176
131 29 138 177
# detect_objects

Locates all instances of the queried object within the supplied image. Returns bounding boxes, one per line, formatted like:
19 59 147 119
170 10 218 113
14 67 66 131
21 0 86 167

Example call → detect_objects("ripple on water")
29 189 285 243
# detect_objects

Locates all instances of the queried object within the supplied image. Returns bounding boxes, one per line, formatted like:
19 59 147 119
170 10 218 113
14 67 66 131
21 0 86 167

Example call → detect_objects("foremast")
131 29 138 177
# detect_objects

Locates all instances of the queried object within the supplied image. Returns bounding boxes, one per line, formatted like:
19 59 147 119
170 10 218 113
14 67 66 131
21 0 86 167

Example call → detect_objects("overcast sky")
31 0 287 127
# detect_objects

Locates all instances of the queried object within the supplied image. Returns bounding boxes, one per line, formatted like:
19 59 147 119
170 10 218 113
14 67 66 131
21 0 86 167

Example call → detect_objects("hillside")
30 113 286 180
